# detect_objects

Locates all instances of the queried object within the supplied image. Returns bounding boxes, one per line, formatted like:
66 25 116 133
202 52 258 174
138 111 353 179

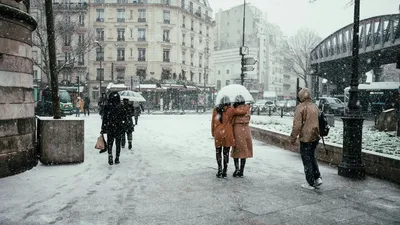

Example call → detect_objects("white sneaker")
301 184 315 190
315 178 323 187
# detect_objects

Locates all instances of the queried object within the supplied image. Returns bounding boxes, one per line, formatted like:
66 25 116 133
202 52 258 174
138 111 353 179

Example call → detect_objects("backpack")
319 111 330 137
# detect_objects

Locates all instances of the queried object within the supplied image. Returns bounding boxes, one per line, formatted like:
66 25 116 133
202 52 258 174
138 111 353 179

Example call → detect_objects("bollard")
257 107 260 115
268 107 271 117
281 107 284 118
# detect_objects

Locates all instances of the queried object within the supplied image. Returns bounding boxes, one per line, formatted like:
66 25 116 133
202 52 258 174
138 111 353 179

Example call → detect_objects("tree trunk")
45 0 61 119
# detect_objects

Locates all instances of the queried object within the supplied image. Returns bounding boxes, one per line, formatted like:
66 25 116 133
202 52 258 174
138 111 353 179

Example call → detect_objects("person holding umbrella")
231 95 253 178
211 96 250 178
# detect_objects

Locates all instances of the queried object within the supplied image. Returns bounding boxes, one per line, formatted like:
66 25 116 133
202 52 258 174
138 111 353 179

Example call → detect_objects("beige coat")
231 104 253 159
290 88 320 143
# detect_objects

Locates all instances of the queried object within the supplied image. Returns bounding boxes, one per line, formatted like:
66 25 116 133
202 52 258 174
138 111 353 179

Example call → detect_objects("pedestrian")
231 95 252 178
133 102 144 125
75 97 82 117
121 99 135 150
211 96 250 178
98 92 107 118
101 91 127 165
84 96 90 116
290 88 322 190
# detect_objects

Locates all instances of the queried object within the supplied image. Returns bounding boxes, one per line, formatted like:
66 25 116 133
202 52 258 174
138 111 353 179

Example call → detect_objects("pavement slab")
0 114 399 225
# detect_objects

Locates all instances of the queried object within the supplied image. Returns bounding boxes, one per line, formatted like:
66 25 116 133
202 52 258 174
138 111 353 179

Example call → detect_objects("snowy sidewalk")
0 114 399 225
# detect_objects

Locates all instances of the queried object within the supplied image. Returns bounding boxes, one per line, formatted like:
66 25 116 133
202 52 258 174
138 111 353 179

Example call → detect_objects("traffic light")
76 76 80 83
241 57 257 72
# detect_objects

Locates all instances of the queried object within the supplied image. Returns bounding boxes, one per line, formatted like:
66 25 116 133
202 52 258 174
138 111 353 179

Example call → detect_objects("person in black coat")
101 91 127 165
121 99 135 149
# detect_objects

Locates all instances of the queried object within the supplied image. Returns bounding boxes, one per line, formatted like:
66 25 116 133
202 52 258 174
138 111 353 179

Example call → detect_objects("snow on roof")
344 82 400 91
135 84 156 89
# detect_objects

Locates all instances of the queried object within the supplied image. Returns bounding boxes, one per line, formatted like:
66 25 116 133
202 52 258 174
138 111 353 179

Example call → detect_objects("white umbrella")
119 90 146 102
215 84 254 106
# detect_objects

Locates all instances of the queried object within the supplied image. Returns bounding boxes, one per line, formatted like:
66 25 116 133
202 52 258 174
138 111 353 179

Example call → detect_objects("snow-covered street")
1 114 400 225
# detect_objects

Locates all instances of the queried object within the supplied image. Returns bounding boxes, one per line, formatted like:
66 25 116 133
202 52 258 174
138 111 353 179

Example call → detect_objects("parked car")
276 99 297 111
316 97 345 116
251 100 276 114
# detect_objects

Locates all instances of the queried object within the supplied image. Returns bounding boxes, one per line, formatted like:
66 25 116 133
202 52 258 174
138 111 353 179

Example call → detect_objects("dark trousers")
121 132 133 147
300 140 321 186
134 116 139 125
107 133 122 157
84 107 90 116
216 147 230 171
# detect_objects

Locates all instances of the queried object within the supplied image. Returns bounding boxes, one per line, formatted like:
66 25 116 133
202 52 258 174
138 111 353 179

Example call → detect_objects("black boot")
233 158 240 177
108 155 113 165
222 148 229 178
216 159 222 178
128 142 132 150
99 149 107 154
115 157 120 164
238 159 246 177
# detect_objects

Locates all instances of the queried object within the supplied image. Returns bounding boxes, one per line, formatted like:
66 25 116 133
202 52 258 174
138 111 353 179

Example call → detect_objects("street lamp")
94 41 103 98
338 0 365 178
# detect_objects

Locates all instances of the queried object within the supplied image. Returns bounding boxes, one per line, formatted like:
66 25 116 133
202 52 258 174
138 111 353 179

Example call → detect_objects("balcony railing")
117 37 125 41
163 58 170 62
53 3 88 11
182 61 185 64
117 57 125 61
199 31 202 34
195 11 201 17
199 64 202 68
138 18 146 23
163 39 170 43
117 18 125 23
182 24 185 28
138 57 146 61
96 36 104 41
96 18 104 22
96 56 104 61
138 37 146 42
191 27 194 31
191 44 193 48
163 20 170 24
190 62 193 66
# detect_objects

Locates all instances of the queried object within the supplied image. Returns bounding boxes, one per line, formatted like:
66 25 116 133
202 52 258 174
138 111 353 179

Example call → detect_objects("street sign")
242 67 255 72
244 57 257 65
240 46 249 55
127 76 139 90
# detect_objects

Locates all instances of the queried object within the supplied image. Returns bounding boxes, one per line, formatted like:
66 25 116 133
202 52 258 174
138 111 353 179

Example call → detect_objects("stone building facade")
0 0 38 177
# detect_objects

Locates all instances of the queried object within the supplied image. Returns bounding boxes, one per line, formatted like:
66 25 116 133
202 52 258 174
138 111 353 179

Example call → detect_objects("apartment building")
31 0 90 90
88 0 215 101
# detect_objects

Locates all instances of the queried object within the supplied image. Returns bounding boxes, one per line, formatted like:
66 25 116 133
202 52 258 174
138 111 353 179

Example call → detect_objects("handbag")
95 134 106 150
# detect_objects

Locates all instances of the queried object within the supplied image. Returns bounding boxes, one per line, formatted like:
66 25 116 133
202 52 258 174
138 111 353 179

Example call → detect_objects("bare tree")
31 0 94 85
283 28 321 88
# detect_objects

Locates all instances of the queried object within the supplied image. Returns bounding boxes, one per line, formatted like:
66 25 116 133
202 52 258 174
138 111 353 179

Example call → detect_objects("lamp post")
204 47 209 112
338 0 365 178
240 0 246 85
94 41 103 97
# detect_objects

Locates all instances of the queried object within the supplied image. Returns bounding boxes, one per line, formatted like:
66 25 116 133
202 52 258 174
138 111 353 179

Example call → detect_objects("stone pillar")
0 0 38 178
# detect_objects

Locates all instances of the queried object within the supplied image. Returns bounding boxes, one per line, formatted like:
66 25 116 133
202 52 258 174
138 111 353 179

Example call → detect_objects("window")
95 0 104 3
117 48 125 61
96 9 104 22
218 70 220 74
199 37 202 43
182 34 185 45
191 19 194 31
96 68 104 80
64 52 71 63
130 48 133 57
182 51 186 64
116 69 125 83
32 51 38 62
199 23 202 34
96 47 104 61
117 9 125 22
163 10 170 24
226 69 229 74
138 28 146 41
163 49 170 62
130 10 133 19
190 53 194 66
163 0 170 4
181 0 185 8
130 28 133 38
78 34 84 45
138 9 146 22
189 1 193 13
163 30 170 42
96 28 104 41
190 71 194 81
191 36 194 47
197 6 201 16
78 13 84 26
117 28 125 41
64 35 71 46
199 73 202 83
33 70 38 80
206 26 209 37
117 0 127 3
199 54 202 67
182 16 186 28
78 54 84 65
138 48 146 61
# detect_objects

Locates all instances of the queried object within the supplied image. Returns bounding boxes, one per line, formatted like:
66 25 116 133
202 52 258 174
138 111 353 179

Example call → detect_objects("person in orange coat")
211 96 250 178
231 95 253 178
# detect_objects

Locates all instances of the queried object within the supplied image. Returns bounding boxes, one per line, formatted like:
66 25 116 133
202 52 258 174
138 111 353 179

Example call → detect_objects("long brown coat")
211 105 250 148
231 104 253 159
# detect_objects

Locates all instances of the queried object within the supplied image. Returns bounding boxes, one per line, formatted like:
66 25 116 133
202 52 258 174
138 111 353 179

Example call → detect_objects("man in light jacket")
290 88 322 190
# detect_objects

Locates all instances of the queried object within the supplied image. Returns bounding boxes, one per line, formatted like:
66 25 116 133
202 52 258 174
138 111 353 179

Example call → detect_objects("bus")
344 82 400 117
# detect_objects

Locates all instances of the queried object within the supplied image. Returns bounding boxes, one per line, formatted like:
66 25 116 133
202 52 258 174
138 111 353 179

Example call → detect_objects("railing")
164 20 170 24
53 3 88 11
138 18 146 22
138 57 146 61
163 58 170 62
96 18 104 22
96 56 104 61
117 18 125 23
138 37 146 42
117 37 125 41
163 39 170 43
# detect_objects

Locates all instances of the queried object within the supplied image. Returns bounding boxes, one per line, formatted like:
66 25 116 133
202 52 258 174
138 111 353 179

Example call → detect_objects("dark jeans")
84 107 90 116
300 140 321 186
121 132 132 147
107 133 122 157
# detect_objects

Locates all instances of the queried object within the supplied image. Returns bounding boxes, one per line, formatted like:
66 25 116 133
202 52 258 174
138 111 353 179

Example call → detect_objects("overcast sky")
209 0 399 38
